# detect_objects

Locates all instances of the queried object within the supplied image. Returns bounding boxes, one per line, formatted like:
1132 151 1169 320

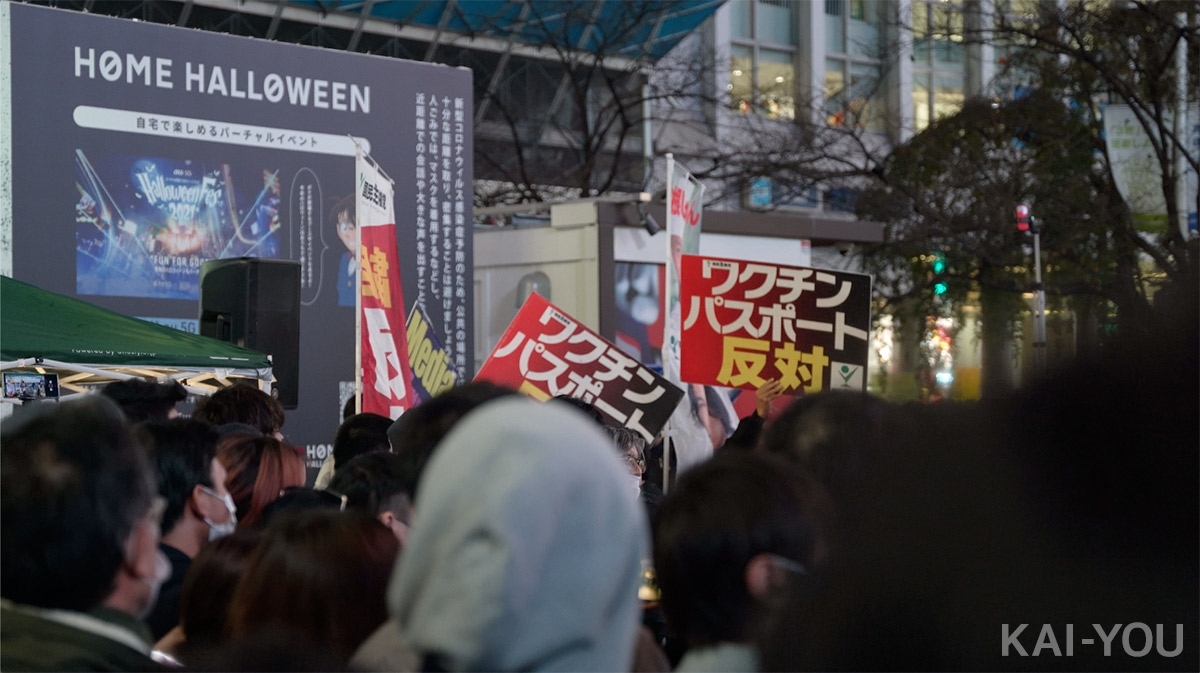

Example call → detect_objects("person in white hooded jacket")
383 396 648 672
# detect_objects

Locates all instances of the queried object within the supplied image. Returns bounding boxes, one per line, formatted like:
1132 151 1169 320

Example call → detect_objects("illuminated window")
728 0 796 120
824 0 885 130
912 0 966 131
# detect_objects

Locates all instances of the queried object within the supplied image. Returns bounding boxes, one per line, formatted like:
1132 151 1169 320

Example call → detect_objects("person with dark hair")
329 451 413 543
652 452 831 672
386 380 517 498
342 394 359 422
155 528 263 666
101 378 188 423
192 382 286 439
257 486 349 528
758 389 900 535
227 509 400 666
217 433 306 529
756 285 1199 672
549 393 607 426
314 412 393 489
386 398 646 671
1 395 165 671
138 418 237 641
603 424 651 502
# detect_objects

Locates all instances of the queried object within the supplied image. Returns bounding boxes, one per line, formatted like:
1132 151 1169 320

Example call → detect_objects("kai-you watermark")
1002 623 1183 658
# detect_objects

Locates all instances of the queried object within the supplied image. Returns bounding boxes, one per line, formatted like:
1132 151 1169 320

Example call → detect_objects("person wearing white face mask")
135 419 237 643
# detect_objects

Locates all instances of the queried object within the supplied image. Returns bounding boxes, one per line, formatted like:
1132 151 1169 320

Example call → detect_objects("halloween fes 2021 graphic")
75 151 283 299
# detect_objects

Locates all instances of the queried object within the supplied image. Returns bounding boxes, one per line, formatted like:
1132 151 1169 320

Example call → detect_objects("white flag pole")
662 153 675 493
353 143 363 415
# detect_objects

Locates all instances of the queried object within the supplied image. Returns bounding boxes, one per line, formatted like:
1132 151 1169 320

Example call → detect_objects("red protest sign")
475 292 684 441
680 254 872 394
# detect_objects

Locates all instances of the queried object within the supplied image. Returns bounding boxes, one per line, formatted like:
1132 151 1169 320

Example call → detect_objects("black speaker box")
199 258 301 409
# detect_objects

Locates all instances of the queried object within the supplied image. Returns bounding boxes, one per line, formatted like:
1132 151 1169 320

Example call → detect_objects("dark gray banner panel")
5 3 474 468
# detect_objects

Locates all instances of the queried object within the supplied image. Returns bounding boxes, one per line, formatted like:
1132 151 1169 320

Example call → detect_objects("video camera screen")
2 372 60 399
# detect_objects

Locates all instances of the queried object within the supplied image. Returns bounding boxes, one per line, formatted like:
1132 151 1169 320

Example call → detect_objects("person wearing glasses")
1 396 168 671
605 425 647 493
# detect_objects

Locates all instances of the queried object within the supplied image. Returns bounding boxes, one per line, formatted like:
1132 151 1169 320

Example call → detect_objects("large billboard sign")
680 254 872 394
1 3 473 470
476 293 684 442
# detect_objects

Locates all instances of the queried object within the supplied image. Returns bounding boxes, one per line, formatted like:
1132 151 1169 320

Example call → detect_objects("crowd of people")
1 281 1195 672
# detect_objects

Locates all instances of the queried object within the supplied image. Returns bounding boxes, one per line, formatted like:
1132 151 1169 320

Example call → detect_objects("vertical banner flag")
662 155 707 466
475 292 684 441
1103 103 1199 235
663 154 705 386
680 254 872 393
356 150 416 418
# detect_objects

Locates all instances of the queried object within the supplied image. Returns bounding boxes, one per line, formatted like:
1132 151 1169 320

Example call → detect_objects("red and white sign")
475 292 684 441
680 254 872 394
357 152 416 418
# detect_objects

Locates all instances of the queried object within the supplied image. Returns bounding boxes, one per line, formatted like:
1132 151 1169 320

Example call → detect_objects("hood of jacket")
387 397 647 672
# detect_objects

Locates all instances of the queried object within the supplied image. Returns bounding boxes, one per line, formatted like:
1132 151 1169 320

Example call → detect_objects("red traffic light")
1015 204 1031 232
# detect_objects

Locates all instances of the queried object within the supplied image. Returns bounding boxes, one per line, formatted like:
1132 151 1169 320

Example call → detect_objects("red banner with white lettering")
357 152 416 418
680 254 872 394
475 292 684 441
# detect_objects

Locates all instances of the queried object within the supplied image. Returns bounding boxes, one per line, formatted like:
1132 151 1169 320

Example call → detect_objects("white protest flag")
661 154 713 474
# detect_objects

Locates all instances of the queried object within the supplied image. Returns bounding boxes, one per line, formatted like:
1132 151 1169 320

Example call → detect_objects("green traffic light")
931 252 946 275
933 281 948 295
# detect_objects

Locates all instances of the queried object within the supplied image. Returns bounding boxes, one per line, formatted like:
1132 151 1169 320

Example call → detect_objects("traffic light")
1015 204 1031 233
931 251 948 295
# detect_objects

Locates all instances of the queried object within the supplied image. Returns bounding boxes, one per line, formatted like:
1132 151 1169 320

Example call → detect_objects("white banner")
662 155 735 473
1104 103 1198 235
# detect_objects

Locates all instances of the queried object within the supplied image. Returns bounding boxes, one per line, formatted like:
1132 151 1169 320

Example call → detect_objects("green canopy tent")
1 275 273 401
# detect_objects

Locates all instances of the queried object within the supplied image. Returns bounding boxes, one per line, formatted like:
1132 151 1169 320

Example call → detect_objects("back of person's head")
217 434 305 529
193 383 285 437
1 395 156 611
549 394 607 426
137 418 219 535
333 412 393 466
329 451 411 517
178 528 263 653
257 487 348 528
760 390 898 524
387 380 517 497
388 397 646 672
227 508 400 664
757 314 1200 672
341 395 359 423
653 452 831 648
100 378 187 423
328 451 412 541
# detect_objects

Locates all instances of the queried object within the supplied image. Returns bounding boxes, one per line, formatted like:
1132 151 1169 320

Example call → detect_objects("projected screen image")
75 151 284 300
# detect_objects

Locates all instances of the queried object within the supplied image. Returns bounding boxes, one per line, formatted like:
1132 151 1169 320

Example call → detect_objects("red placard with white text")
680 254 872 394
475 292 684 441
